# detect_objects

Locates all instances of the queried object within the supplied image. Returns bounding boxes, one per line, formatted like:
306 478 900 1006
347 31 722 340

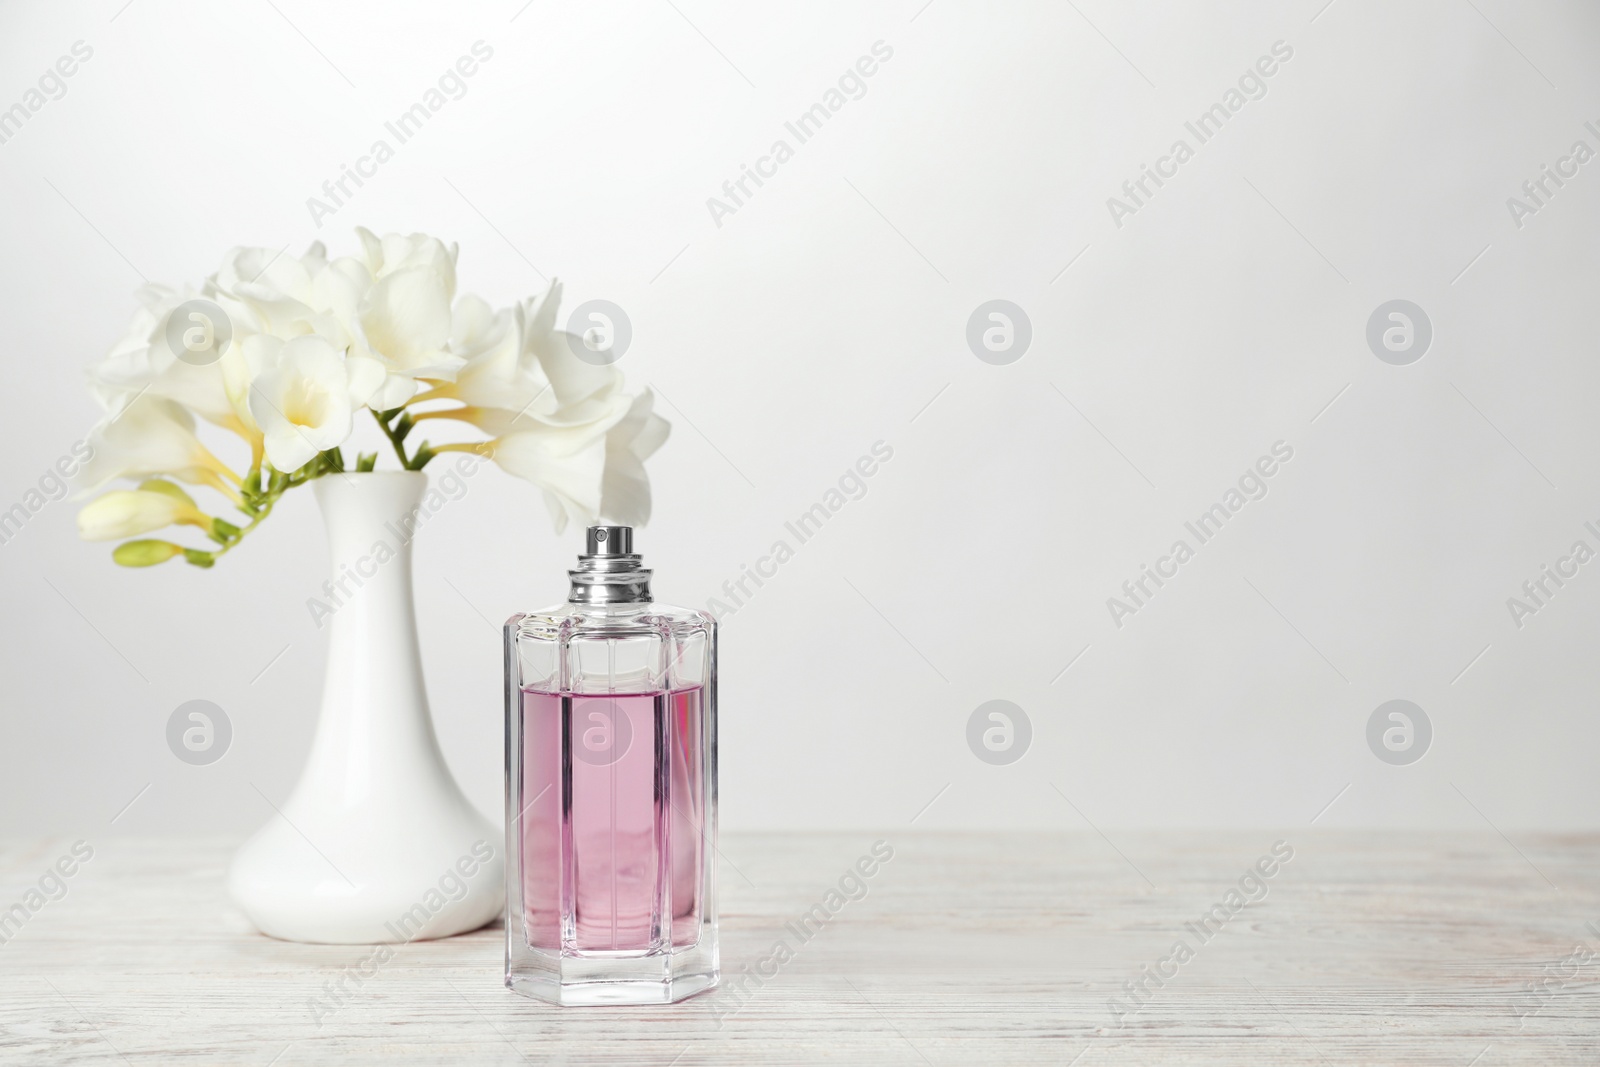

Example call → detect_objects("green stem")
187 451 339 566
197 484 280 565
373 407 417 470
372 406 436 471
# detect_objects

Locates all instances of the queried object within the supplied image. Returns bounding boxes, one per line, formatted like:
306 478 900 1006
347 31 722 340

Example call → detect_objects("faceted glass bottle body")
504 599 717 1005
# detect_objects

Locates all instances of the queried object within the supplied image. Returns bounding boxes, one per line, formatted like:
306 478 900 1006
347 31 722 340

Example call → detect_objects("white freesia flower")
485 419 620 534
77 488 209 541
208 246 316 335
521 284 628 424
207 244 362 344
220 335 272 450
411 294 550 436
356 228 458 286
443 295 538 409
418 278 670 530
599 390 670 526
86 284 243 433
354 228 463 407
248 335 385 472
74 228 672 570
421 282 627 432
76 395 241 499
480 389 668 533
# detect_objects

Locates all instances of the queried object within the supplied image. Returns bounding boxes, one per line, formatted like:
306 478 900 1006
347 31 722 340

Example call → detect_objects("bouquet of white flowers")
73 229 667 567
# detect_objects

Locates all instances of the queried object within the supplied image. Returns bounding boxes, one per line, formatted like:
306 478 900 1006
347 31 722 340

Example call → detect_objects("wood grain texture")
0 832 1597 1065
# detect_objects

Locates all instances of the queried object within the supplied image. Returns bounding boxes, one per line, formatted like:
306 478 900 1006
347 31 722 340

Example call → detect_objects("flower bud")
137 479 198 508
112 540 185 567
78 490 206 542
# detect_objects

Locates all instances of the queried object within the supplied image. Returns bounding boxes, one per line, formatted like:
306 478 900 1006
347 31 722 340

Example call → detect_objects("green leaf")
212 517 241 541
183 548 216 568
137 479 197 507
356 452 378 472
112 540 184 567
410 441 435 470
394 412 415 442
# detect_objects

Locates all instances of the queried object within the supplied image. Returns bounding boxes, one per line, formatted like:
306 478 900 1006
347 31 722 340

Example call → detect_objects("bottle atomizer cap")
586 525 633 556
569 525 652 604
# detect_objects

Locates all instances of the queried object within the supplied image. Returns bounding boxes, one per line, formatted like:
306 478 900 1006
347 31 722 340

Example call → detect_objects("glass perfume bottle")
504 525 718 1005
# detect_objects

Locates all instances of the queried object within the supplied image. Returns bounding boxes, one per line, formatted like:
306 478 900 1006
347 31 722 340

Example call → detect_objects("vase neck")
309 472 435 749
314 472 431 576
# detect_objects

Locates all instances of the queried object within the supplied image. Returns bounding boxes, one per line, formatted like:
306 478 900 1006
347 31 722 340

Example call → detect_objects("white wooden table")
1 833 1596 1064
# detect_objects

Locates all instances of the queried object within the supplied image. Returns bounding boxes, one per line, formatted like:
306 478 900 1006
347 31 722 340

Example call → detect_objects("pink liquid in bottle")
521 685 704 954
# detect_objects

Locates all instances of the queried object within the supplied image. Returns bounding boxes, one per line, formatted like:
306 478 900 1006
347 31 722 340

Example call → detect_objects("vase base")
229 808 504 944
237 902 502 945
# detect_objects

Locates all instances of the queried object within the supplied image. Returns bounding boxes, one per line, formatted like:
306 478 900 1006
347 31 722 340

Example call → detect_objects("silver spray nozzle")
570 526 651 604
585 525 634 557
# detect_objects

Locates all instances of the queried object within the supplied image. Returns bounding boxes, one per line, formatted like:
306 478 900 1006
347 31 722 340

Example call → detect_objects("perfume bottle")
504 525 718 1005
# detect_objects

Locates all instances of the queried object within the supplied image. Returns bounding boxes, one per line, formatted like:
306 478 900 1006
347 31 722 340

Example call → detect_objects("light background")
1 0 1597 836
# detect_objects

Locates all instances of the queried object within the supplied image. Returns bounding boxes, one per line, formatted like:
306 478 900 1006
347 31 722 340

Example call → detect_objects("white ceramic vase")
228 471 503 944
